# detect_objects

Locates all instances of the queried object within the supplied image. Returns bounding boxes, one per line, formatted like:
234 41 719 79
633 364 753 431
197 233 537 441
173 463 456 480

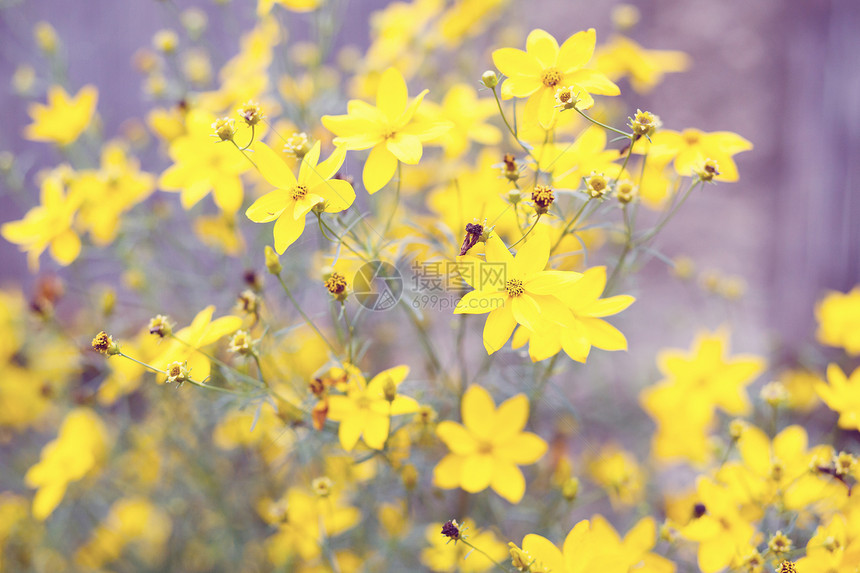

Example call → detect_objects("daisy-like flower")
644 128 752 182
492 29 619 129
24 85 98 146
321 67 452 193
433 385 547 503
326 365 420 451
454 229 580 354
512 266 634 363
245 140 355 253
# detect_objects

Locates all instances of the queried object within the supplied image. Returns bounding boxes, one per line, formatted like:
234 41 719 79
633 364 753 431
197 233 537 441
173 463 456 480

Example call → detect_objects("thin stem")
574 107 633 138
341 301 354 364
378 162 402 251
550 198 592 253
491 86 538 162
231 140 259 170
235 124 256 151
117 352 248 396
459 539 515 573
251 351 267 387
276 274 339 355
509 213 542 249
612 137 636 186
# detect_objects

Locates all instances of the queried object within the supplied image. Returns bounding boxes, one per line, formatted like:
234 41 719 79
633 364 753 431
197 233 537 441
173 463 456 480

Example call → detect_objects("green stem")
574 107 633 138
508 213 542 249
491 86 538 162
460 539 515 573
276 274 339 355
117 352 248 396
550 198 592 253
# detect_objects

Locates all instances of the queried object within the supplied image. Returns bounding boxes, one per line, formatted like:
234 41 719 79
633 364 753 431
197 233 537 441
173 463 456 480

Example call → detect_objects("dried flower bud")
92 331 120 356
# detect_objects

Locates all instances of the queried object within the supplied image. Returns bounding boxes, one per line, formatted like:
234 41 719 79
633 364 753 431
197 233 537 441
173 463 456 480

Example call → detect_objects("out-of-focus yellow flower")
644 128 752 182
147 105 187 143
152 305 242 384
795 516 860 572
816 364 860 431
426 149 519 242
193 213 245 255
455 230 581 354
73 142 155 246
730 423 841 511
421 518 508 572
433 385 546 503
815 286 860 355
213 402 293 464
1 169 83 270
681 477 755 573
586 445 645 507
778 368 822 412
327 365 419 451
322 67 452 193
595 35 690 93
257 0 320 16
74 497 171 569
435 0 508 46
24 408 110 520
542 125 628 189
24 85 97 146
656 328 764 416
493 29 619 128
420 84 502 157
245 140 354 253
158 109 250 214
261 486 359 564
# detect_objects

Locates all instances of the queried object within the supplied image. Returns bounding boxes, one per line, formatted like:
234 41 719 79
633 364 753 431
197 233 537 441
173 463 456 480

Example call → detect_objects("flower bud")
481 70 498 89
264 246 282 275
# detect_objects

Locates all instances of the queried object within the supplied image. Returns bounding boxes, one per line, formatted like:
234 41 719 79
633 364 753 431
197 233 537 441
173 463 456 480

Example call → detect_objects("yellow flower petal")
363 143 398 194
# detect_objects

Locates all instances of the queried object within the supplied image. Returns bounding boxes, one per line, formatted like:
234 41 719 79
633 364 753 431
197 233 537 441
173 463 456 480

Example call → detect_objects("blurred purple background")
0 0 858 358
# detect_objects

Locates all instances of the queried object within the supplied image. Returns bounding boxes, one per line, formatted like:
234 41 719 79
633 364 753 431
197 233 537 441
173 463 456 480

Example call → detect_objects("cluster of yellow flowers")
0 2 853 572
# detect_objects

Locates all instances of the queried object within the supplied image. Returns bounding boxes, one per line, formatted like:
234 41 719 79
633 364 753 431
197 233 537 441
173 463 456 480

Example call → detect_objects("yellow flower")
511 265 634 362
586 445 645 507
24 85 98 146
74 497 171 570
261 486 359 564
595 35 690 93
1 169 83 270
245 140 355 253
542 126 629 189
152 305 242 385
420 83 502 157
158 109 250 214
433 385 547 503
731 423 840 511
454 230 581 354
257 0 320 16
795 516 860 573
492 29 620 128
655 328 765 416
815 286 860 355
645 128 752 182
816 364 860 431
327 365 419 451
421 518 508 572
681 477 754 573
73 142 156 246
321 67 452 193
24 408 110 520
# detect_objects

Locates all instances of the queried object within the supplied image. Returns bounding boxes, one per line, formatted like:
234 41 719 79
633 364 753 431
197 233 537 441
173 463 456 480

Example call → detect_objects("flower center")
291 184 308 201
541 67 562 88
682 129 701 145
506 278 524 298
